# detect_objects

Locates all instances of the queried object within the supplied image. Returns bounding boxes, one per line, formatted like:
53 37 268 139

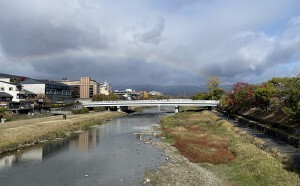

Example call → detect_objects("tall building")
60 77 111 99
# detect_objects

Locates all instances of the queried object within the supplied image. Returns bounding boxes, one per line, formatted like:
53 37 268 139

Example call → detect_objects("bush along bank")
71 107 90 114
0 112 126 154
159 110 300 186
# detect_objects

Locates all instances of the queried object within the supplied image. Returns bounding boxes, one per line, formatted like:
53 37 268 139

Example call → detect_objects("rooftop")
0 73 29 80
0 92 13 98
20 79 70 86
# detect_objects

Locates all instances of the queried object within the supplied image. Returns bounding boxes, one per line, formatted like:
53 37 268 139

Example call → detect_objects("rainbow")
18 48 208 78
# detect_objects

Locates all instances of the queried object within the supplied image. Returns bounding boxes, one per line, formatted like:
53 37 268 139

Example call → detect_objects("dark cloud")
31 55 202 85
0 1 108 58
0 14 107 58
134 18 165 45
0 0 300 85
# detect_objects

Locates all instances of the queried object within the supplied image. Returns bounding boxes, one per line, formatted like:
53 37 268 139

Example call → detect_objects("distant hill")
113 84 232 96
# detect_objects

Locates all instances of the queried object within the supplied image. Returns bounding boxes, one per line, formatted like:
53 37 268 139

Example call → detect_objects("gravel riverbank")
143 141 223 186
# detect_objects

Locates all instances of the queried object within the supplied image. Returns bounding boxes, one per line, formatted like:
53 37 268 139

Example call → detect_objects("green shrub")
0 108 8 113
71 108 89 114
93 107 105 112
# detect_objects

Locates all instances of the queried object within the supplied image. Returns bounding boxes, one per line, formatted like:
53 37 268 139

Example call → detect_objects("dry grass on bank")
0 112 125 153
160 111 300 186
242 108 298 126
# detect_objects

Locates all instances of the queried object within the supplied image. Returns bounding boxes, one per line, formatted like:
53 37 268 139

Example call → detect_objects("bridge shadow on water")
129 112 173 118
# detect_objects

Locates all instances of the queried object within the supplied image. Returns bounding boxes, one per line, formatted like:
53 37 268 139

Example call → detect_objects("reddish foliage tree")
221 82 256 112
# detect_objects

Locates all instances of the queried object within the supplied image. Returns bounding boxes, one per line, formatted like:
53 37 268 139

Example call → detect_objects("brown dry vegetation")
0 112 125 153
242 108 299 126
168 126 234 164
160 110 300 185
161 111 235 164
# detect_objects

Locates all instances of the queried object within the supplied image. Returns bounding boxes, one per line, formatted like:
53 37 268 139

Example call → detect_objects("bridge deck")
82 99 219 107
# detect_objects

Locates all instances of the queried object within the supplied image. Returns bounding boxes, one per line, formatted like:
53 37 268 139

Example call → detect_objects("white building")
0 81 26 102
149 91 163 96
0 73 34 110
99 81 112 95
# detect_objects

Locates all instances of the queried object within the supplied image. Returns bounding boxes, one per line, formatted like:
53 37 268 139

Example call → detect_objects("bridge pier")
117 106 121 112
175 106 179 113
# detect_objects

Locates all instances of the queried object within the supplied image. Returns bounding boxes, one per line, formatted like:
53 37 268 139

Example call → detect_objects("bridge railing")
82 99 219 105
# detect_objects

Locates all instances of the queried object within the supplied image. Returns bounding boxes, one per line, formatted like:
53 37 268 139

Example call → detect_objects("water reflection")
0 148 43 170
42 138 69 158
78 128 98 152
0 128 100 170
0 154 14 170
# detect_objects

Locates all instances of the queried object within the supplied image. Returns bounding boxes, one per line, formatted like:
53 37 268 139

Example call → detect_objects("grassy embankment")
0 111 125 154
160 110 300 186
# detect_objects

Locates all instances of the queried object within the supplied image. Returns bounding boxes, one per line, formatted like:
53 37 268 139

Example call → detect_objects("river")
0 108 171 186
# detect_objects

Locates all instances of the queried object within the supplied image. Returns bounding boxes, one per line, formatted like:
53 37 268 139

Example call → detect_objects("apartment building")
20 79 72 103
60 77 111 99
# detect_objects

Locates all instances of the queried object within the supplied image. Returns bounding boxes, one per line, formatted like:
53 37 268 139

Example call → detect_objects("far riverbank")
0 111 126 154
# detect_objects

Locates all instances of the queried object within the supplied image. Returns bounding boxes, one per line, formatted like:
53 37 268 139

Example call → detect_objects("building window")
89 85 93 98
9 87 13 91
0 87 4 91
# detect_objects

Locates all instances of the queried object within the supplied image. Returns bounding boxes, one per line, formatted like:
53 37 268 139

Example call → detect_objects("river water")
0 108 171 186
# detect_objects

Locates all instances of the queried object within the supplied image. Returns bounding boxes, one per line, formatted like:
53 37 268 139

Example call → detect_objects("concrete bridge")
82 99 219 113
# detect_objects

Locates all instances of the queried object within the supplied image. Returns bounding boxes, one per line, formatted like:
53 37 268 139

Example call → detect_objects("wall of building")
80 77 91 99
0 82 23 102
44 83 71 100
22 84 45 95
0 78 10 83
100 86 109 95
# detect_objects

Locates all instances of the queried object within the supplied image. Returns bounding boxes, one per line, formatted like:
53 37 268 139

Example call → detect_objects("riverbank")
0 111 126 154
145 110 300 186
218 108 300 149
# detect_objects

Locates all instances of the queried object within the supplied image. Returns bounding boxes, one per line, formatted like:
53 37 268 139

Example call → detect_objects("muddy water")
0 108 171 186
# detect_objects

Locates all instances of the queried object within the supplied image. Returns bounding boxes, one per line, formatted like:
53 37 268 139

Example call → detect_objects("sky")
0 0 300 86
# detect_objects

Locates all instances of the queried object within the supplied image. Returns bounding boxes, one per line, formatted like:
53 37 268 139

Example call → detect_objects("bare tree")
207 76 221 100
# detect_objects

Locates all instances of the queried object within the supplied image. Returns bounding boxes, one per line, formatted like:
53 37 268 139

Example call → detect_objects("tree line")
192 76 300 119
